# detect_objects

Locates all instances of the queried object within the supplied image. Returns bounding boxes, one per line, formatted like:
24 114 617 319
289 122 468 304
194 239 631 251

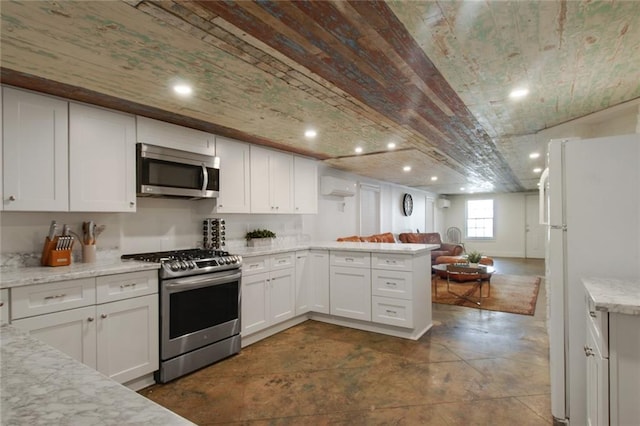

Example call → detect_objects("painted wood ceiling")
2 1 639 194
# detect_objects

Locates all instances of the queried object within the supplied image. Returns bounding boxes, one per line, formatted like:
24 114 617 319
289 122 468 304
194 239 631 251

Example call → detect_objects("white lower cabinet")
241 252 295 336
12 305 98 368
585 296 640 426
10 271 158 386
295 250 329 315
329 264 371 322
96 294 158 384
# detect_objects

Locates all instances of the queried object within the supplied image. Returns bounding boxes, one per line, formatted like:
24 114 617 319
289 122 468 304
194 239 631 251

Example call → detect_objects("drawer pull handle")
101 314 108 319
120 283 137 289
250 264 260 269
589 311 597 318
583 345 595 357
0 301 4 307
385 282 397 287
278 260 287 264
345 258 354 262
87 317 94 322
385 309 397 315
386 260 397 264
44 294 66 300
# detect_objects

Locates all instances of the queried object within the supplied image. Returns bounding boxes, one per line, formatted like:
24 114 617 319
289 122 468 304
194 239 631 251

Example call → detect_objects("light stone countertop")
0 260 160 289
0 324 194 426
583 277 640 315
234 241 438 257
0 242 436 288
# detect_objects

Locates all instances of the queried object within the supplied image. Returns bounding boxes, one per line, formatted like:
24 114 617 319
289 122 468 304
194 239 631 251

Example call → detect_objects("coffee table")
432 263 496 305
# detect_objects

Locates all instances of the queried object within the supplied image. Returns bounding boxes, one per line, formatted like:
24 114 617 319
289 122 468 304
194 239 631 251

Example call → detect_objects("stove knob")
225 258 232 265
232 257 239 264
180 261 188 270
170 262 180 272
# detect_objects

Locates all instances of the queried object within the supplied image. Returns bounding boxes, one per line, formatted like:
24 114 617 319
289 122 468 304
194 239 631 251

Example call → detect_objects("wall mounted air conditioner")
437 198 451 208
320 176 356 197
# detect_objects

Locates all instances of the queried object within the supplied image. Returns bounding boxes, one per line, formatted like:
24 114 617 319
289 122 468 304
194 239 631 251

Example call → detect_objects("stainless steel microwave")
136 143 220 199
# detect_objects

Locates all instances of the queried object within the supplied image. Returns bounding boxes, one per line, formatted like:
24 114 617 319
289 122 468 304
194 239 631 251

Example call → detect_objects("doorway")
359 183 380 235
525 194 545 258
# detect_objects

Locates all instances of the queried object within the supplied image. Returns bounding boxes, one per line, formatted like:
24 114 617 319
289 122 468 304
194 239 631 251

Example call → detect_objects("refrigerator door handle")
539 168 549 225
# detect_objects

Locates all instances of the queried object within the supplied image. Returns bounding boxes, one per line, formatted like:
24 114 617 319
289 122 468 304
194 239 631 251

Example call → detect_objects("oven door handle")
164 270 241 291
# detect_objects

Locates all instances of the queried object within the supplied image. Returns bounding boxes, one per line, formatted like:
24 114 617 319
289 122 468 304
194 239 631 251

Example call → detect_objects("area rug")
432 274 541 315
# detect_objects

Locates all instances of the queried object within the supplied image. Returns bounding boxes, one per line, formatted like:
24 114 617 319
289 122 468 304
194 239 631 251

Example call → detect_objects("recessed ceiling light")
387 142 396 150
173 84 192 96
533 167 542 173
430 176 438 181
529 152 540 159
354 147 363 154
304 129 317 138
403 166 411 172
509 88 529 99
460 187 465 191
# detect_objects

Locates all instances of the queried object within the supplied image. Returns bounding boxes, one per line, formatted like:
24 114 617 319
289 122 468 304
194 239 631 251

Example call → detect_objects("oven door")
161 269 241 360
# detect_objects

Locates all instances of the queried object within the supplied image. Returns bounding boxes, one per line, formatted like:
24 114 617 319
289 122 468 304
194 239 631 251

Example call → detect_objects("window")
466 199 494 239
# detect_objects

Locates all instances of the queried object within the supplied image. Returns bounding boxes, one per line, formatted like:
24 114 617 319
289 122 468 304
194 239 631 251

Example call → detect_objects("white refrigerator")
540 134 640 425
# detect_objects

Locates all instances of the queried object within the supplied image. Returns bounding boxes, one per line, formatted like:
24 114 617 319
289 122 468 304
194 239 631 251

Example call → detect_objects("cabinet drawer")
330 251 371 268
243 256 269 276
96 271 158 304
270 252 295 270
11 278 96 319
372 270 413 300
371 254 413 271
372 296 413 328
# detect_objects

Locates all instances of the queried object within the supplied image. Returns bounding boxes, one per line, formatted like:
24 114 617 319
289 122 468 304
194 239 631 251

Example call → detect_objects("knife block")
41 237 73 267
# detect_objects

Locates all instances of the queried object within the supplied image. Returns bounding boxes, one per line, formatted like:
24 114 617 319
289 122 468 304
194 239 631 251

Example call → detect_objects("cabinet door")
12 306 97 369
269 150 294 213
330 266 371 321
96 294 158 384
309 250 330 314
269 268 295 323
293 156 318 214
215 136 251 213
250 146 271 213
295 251 310 315
586 318 609 426
250 145 293 213
241 272 270 335
136 116 215 156
3 87 69 211
69 103 136 212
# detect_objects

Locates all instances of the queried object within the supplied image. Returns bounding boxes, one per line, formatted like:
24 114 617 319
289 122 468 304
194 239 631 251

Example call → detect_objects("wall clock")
402 193 413 216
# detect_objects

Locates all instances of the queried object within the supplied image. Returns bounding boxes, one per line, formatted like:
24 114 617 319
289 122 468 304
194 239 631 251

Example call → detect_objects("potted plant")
245 229 276 247
466 250 483 267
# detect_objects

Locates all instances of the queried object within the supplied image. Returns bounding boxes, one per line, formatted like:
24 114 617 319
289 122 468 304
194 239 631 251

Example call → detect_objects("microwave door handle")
201 163 209 196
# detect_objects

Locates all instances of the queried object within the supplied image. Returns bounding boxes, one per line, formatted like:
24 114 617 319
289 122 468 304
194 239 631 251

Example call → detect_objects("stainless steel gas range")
122 249 242 383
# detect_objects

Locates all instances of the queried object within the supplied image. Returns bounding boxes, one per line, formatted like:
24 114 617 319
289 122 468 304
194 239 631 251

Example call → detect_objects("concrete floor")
141 257 550 425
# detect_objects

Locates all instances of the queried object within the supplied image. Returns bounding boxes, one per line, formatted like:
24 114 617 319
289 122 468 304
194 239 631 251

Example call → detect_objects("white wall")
443 192 531 258
314 164 438 241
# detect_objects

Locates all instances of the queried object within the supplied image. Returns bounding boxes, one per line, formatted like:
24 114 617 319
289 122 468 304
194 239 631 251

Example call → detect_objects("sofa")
336 232 396 243
398 232 464 263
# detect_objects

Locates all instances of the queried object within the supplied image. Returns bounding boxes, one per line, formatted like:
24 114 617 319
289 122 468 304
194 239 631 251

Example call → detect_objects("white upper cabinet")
2 87 69 211
136 116 215 156
293 156 318 214
69 103 136 212
215 136 251 213
250 145 293 214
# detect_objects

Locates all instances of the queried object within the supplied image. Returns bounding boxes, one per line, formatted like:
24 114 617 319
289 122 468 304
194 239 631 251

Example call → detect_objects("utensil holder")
82 244 97 263
41 237 73 267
